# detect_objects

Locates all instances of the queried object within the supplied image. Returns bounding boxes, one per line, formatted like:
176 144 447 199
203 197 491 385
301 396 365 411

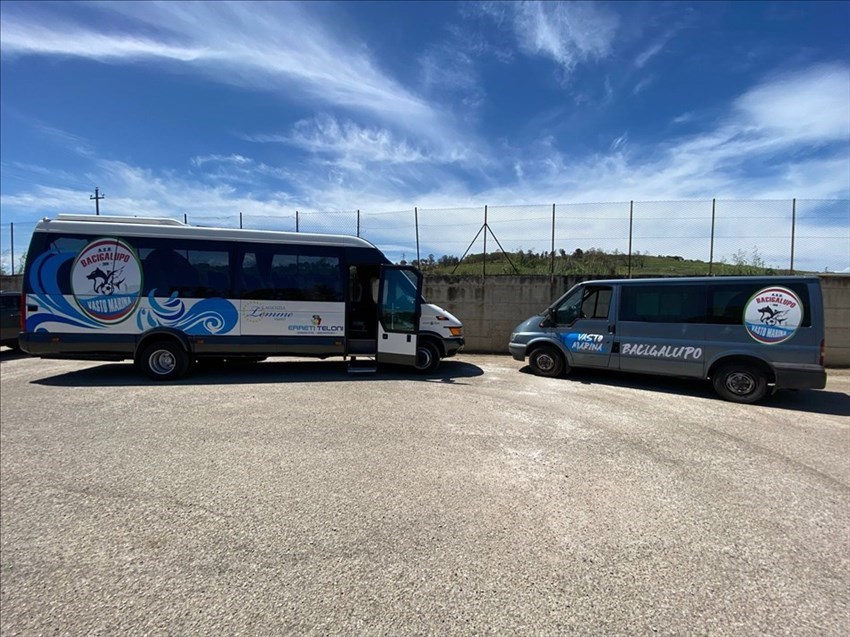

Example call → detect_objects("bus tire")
415 341 441 373
712 363 768 404
529 345 565 378
138 340 190 381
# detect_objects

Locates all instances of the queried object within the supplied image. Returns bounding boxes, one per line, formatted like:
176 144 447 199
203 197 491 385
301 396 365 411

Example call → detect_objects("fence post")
709 198 716 275
415 207 420 265
629 199 635 279
10 222 14 276
296 211 299 232
239 212 243 229
183 213 187 224
550 203 556 277
357 210 360 237
790 198 796 274
483 205 488 277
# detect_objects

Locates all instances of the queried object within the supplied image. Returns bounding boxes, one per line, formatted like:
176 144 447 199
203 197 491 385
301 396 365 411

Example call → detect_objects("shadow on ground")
32 358 484 388
519 365 850 417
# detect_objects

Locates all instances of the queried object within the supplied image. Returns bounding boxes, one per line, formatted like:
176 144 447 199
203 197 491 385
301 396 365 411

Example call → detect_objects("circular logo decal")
71 238 142 324
743 286 803 345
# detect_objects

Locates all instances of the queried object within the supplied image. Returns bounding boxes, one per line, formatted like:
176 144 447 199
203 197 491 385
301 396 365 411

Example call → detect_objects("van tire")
415 341 441 373
529 345 566 378
712 364 768 403
138 340 190 381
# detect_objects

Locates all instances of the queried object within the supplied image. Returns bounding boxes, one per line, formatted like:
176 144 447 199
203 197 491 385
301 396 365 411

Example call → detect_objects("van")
1 291 22 349
508 276 826 403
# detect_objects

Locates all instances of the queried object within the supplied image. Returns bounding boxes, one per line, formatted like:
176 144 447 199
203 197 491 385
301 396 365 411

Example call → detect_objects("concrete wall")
1 274 23 292
820 275 850 368
425 274 850 368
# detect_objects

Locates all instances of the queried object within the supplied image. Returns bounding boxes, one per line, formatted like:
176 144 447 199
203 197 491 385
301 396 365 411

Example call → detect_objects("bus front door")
376 265 421 367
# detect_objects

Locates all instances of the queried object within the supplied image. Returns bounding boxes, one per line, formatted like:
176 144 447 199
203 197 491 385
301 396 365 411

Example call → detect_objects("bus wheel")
139 340 190 381
529 345 565 378
712 364 768 403
415 341 441 373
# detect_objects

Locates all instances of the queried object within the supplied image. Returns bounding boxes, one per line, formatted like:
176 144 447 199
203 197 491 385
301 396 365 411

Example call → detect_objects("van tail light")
819 339 825 367
20 291 26 332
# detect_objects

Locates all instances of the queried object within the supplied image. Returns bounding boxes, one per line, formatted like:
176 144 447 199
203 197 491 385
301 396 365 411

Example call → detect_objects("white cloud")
482 1 619 76
0 2 448 139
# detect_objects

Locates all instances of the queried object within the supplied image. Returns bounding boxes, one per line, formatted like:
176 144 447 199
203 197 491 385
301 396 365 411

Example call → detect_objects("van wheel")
529 345 565 378
712 364 768 403
138 340 190 381
415 341 441 373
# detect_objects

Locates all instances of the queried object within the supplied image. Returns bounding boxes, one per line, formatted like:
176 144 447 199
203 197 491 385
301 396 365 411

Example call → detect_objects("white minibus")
20 215 463 379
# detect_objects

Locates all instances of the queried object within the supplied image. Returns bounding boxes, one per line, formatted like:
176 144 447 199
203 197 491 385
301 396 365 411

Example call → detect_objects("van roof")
582 275 821 285
32 214 379 249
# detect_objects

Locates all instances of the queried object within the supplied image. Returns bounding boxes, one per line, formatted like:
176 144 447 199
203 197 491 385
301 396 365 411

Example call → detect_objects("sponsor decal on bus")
71 238 142 324
744 286 803 345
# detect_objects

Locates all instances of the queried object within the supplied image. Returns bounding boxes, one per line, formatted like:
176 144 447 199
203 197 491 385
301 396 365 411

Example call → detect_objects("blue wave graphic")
27 251 102 330
134 296 237 335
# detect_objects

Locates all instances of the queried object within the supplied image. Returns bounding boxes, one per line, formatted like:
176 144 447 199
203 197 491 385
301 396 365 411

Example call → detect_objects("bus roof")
32 214 379 249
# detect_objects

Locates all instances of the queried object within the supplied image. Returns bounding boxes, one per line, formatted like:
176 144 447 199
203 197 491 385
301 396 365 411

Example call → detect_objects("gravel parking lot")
1 350 848 636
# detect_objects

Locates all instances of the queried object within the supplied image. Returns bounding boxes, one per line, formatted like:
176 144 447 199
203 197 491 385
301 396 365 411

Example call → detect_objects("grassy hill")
408 247 788 277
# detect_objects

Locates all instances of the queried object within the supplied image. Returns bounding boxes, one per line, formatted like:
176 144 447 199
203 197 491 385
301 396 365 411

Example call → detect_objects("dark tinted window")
620 285 706 323
708 282 811 326
239 244 343 302
134 239 231 298
24 234 89 295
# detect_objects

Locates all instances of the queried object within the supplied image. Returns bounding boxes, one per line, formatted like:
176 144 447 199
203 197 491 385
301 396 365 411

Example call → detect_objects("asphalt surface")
1 350 848 636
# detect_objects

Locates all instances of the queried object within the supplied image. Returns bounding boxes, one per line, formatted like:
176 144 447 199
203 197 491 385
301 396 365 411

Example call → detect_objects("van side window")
620 286 705 323
555 286 611 324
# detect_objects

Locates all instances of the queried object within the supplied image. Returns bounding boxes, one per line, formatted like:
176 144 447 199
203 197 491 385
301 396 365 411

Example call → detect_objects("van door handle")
608 324 616 334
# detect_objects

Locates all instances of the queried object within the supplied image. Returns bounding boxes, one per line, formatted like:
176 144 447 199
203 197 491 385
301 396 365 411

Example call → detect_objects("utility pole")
90 187 104 215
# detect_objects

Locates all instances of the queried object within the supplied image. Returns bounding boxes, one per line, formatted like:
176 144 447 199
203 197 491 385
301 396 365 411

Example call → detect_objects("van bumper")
442 337 465 358
508 342 526 361
773 363 827 390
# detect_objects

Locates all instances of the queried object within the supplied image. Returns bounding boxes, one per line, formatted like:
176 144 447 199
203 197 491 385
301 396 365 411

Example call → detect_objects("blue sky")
1 1 849 272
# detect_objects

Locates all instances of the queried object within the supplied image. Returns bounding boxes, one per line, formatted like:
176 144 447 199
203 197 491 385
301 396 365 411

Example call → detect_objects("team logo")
71 238 142 324
743 286 803 345
311 314 322 326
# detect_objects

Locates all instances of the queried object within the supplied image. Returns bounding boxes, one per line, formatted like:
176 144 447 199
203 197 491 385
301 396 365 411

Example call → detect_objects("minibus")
20 215 464 379
509 276 826 403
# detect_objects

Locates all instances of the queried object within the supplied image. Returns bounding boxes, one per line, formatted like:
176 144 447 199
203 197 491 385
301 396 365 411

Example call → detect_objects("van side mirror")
539 308 555 328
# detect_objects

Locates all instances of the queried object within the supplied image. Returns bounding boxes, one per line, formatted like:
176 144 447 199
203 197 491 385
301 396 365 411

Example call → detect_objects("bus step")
347 357 377 374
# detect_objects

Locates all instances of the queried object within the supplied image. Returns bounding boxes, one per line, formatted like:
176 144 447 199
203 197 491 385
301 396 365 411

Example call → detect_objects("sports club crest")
743 286 803 345
71 238 143 324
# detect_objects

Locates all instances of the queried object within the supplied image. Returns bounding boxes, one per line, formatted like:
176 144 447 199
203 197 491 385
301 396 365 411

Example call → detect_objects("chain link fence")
2 199 848 277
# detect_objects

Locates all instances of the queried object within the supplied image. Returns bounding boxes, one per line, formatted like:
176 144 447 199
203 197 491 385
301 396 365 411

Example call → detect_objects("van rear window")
619 281 812 326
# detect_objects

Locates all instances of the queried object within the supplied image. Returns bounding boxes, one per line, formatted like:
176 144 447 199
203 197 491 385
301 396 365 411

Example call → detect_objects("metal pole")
550 203 556 277
183 213 187 224
357 210 360 237
90 186 104 215
296 211 299 232
483 205 487 277
709 198 716 275
415 207 420 265
10 223 14 276
629 199 635 279
790 198 796 274
239 212 243 229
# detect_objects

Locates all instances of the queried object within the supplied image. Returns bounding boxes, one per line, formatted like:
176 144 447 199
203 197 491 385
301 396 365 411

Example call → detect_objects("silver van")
509 276 826 403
